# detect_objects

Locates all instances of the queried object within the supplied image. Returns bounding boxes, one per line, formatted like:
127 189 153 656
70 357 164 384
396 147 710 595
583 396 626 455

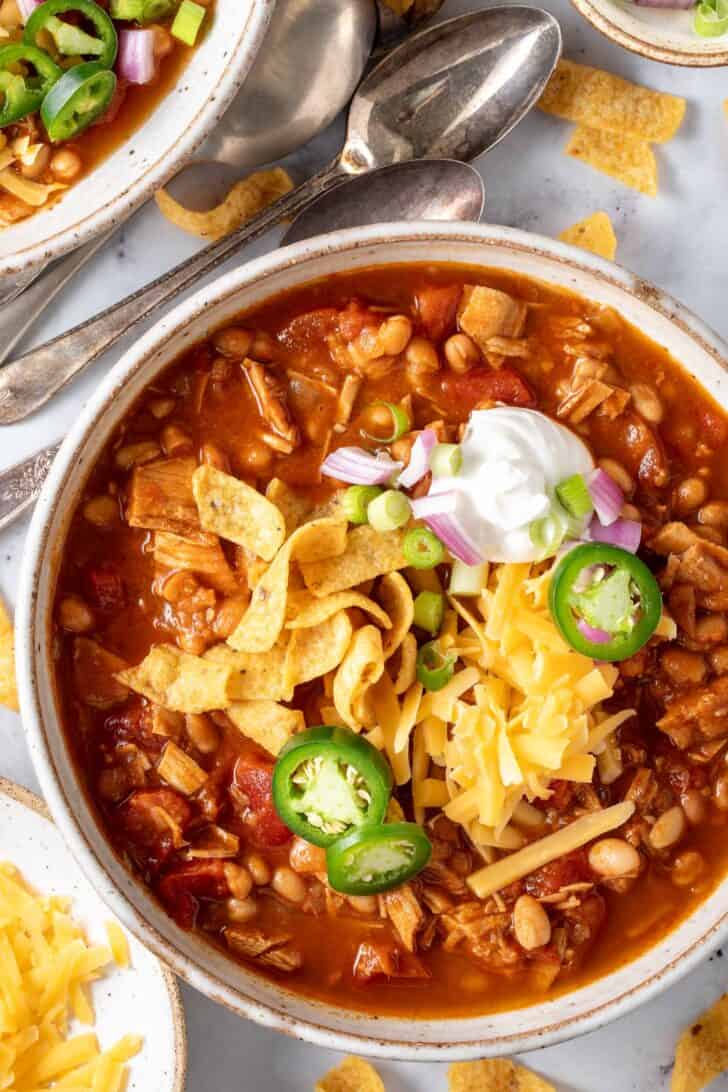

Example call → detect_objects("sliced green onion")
361 401 410 443
694 0 728 36
416 640 456 691
529 507 569 559
403 527 445 569
110 0 144 17
413 591 444 635
430 443 462 478
555 473 593 520
367 489 411 532
342 484 382 525
171 0 205 44
449 559 487 596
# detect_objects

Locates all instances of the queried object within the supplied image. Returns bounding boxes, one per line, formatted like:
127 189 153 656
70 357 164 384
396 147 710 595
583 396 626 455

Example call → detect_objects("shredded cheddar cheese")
0 862 142 1091
413 563 636 841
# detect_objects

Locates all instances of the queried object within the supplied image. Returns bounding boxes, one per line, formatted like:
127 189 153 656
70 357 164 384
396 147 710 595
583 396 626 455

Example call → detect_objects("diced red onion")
411 491 483 565
634 0 693 8
398 428 437 489
588 516 641 554
118 29 157 85
321 446 402 486
588 468 624 527
16 0 41 19
576 618 612 644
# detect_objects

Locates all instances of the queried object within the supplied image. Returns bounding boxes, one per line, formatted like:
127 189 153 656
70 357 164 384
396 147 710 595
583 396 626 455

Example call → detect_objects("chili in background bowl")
0 0 273 285
16 222 728 1060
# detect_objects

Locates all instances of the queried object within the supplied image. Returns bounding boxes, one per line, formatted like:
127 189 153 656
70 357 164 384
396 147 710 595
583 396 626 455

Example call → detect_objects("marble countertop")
2 0 728 1087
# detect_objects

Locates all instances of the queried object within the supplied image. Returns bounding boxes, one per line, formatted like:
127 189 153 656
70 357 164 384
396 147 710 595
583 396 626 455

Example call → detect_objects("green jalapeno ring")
41 61 116 142
25 0 118 68
272 725 393 848
0 43 61 127
326 822 433 895
548 542 662 663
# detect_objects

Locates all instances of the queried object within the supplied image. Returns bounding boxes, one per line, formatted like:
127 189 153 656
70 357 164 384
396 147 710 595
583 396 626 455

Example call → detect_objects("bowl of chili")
15 222 728 1059
0 0 273 283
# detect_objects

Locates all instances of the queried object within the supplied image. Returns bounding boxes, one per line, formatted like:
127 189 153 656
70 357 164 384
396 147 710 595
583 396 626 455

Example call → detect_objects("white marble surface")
2 0 728 1087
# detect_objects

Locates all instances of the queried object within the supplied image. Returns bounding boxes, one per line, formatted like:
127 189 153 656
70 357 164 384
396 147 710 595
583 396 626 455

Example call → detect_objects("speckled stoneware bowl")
17 223 728 1060
570 0 728 66
0 776 187 1089
0 0 274 282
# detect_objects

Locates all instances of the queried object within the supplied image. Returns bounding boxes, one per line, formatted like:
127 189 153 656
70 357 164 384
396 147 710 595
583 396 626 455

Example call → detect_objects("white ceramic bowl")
17 223 728 1060
0 0 274 281
570 0 728 66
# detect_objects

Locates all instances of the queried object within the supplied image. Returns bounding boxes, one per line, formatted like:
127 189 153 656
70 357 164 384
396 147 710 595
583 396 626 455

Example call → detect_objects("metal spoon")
280 158 484 247
0 0 377 365
0 6 561 426
0 159 484 532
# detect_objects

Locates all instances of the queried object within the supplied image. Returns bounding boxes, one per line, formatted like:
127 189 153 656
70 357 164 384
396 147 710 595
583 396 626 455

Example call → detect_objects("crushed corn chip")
333 625 385 730
377 572 414 659
117 643 237 713
0 595 18 712
672 993 728 1092
226 699 304 756
156 166 294 240
539 59 686 143
205 637 293 701
449 1058 556 1091
566 126 658 197
559 211 617 260
192 464 286 560
286 589 391 630
301 525 407 598
285 610 354 692
316 1055 385 1092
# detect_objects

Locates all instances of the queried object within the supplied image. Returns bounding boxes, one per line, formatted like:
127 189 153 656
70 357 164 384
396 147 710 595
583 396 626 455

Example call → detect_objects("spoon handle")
0 158 347 426
0 230 115 369
0 442 60 532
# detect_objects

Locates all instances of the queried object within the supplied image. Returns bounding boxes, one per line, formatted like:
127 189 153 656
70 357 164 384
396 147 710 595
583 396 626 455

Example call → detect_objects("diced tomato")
84 562 125 611
414 284 460 341
119 788 192 866
104 701 162 751
440 367 536 411
524 848 590 897
353 941 430 983
233 757 292 848
159 860 229 929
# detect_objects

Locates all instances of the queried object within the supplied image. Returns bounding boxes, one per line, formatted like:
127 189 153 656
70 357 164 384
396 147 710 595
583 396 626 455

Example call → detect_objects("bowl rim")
0 0 275 279
16 221 728 1060
569 0 728 67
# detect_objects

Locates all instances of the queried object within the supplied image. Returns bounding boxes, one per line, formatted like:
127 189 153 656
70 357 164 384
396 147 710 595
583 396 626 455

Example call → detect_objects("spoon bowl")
280 159 485 247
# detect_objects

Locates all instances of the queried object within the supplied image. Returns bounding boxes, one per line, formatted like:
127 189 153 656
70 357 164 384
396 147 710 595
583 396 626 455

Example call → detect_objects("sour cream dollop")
437 408 594 563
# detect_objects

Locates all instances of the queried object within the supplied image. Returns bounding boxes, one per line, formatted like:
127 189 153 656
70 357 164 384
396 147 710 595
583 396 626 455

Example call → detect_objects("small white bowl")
0 0 273 282
570 0 728 66
16 223 728 1060
0 776 186 1089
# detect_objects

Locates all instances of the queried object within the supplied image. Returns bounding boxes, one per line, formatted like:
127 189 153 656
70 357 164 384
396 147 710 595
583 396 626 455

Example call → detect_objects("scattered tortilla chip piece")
316 1055 385 1092
192 464 285 560
539 59 686 143
724 99 728 121
392 631 418 695
156 166 294 240
382 0 414 12
333 625 385 729
377 572 415 659
228 517 347 653
266 478 313 537
205 638 292 701
226 700 304 756
0 596 18 711
286 589 391 630
566 126 658 197
117 644 236 713
285 610 353 691
301 526 407 598
671 992 728 1092
559 211 617 260
449 1058 556 1091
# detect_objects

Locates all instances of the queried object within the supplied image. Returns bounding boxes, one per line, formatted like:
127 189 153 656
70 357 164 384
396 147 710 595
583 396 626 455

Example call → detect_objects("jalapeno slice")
0 44 61 128
326 822 432 895
549 542 662 662
41 61 116 142
272 725 393 848
25 0 118 68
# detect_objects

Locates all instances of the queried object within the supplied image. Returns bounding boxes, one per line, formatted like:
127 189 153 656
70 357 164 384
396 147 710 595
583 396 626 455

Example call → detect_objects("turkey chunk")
457 285 527 351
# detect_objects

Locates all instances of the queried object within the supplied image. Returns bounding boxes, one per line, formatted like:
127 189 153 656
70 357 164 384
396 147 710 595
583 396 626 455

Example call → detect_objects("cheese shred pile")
0 862 142 1091
415 562 635 849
